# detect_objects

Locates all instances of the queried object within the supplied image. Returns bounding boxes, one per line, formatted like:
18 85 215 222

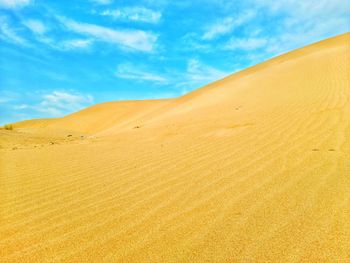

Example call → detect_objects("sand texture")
1 33 350 262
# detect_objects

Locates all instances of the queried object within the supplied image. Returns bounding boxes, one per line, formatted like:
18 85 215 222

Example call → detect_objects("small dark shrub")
4 124 13 130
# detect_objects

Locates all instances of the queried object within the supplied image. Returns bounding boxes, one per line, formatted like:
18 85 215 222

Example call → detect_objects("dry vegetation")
3 124 13 130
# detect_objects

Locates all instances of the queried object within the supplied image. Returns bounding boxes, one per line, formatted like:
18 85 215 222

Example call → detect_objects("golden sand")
1 33 350 262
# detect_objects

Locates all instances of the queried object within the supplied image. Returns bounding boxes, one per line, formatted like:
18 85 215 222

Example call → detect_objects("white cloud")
115 63 167 82
202 11 256 40
266 21 349 56
0 92 16 104
58 16 158 52
181 32 211 51
23 19 47 35
254 0 350 17
0 16 27 45
21 18 92 51
36 107 63 116
225 37 267 50
59 39 92 50
90 0 112 5
215 0 350 59
115 59 230 92
186 59 229 82
100 7 162 24
258 0 350 56
13 104 29 110
35 91 94 117
202 17 235 40
0 0 30 9
172 59 231 95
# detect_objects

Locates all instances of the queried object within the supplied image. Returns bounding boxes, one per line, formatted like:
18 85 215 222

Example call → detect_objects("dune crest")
1 32 350 262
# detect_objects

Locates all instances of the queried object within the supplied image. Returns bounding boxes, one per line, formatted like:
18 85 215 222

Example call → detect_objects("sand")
1 33 350 262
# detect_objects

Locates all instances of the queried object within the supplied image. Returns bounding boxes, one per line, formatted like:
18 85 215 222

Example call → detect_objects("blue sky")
1 0 349 125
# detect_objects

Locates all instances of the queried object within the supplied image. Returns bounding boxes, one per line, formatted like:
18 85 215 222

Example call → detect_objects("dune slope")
1 33 350 262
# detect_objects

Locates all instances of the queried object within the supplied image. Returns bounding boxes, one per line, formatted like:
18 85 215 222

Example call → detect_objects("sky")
0 0 349 125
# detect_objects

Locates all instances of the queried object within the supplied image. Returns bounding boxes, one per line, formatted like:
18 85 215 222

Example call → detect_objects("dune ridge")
1 32 350 262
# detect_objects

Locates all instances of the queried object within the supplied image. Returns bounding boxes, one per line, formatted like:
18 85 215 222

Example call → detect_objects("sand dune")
1 33 350 262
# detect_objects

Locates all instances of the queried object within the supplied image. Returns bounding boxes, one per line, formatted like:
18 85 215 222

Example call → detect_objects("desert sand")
1 33 350 262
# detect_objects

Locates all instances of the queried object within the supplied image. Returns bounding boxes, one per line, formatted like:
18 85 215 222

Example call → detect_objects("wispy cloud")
0 16 27 45
115 63 167 82
0 0 31 9
186 58 229 82
1 90 94 122
58 16 158 52
202 11 256 40
100 7 162 24
225 37 267 51
115 59 230 91
23 19 47 35
0 90 19 104
181 33 211 51
90 0 112 5
13 104 29 110
59 39 93 50
250 0 350 55
173 59 231 95
35 91 94 117
22 18 93 51
254 0 350 17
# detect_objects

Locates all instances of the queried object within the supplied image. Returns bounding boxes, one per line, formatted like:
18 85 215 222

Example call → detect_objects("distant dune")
1 32 350 262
